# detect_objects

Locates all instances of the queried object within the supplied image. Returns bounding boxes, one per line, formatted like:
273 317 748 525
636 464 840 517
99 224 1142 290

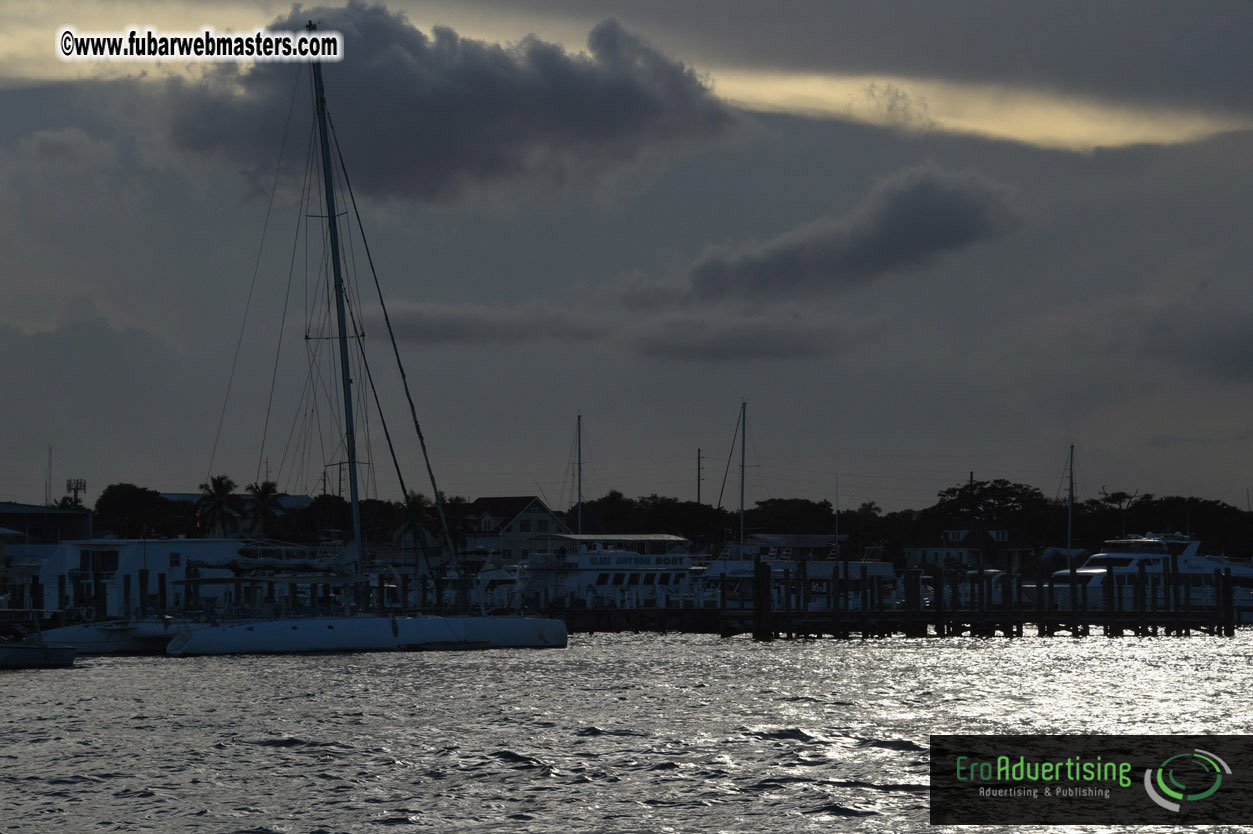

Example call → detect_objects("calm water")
4 633 1253 833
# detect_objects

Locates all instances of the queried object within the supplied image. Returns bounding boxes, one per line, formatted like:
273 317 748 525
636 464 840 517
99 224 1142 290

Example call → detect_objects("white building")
464 496 570 562
35 538 242 618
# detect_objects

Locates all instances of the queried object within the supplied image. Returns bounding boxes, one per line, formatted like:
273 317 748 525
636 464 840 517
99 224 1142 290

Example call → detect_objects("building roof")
0 501 89 516
906 524 1036 552
468 496 565 531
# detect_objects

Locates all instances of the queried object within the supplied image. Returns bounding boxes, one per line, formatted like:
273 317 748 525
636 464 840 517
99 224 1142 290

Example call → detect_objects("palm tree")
397 491 434 543
244 480 282 538
197 475 242 537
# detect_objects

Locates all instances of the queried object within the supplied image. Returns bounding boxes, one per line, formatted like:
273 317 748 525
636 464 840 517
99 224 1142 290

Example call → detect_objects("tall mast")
309 28 362 566
576 413 583 535
1067 444 1075 569
739 400 746 549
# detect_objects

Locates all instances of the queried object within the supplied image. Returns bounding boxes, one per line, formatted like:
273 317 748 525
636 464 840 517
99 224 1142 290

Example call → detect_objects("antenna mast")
309 24 362 568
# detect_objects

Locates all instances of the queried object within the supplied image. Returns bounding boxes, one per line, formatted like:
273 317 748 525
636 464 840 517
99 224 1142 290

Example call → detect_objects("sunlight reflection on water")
3 632 1251 832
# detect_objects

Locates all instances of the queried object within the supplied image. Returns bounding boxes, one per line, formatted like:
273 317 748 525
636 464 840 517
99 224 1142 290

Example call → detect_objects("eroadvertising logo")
1144 749 1231 812
930 735 1253 824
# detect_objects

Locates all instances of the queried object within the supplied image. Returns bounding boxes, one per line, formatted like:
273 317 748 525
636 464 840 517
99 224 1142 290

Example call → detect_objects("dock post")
122 574 132 619
975 552 985 636
826 578 835 637
933 564 945 637
947 566 957 631
1181 561 1192 636
798 560 810 634
752 561 774 642
783 568 793 639
837 564 847 638
1007 571 1017 636
1046 574 1056 636
1210 569 1222 636
1136 561 1147 636
904 568 918 637
158 573 167 612
859 564 870 639
1223 568 1236 636
138 569 149 618
1103 563 1114 637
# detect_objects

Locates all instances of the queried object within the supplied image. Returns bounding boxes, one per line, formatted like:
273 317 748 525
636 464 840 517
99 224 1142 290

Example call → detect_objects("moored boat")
0 641 76 669
1048 533 1253 619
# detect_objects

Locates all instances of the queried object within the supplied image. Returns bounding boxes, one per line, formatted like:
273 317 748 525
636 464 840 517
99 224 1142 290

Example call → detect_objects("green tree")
95 483 174 538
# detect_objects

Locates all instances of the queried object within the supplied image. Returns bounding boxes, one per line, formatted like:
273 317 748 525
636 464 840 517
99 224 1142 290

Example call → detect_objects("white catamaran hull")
165 613 567 656
40 620 207 655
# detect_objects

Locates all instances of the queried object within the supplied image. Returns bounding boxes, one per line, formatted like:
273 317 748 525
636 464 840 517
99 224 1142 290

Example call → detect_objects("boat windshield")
1083 555 1149 568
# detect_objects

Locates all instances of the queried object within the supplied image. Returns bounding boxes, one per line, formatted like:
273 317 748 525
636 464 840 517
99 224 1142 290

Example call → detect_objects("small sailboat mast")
309 23 362 569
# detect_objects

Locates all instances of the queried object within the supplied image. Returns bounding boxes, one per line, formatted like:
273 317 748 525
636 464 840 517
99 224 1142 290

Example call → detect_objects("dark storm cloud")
168 1 732 200
686 164 1017 302
378 301 600 344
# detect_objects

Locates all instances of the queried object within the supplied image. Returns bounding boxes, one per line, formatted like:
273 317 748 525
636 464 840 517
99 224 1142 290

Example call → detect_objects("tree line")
89 477 1253 559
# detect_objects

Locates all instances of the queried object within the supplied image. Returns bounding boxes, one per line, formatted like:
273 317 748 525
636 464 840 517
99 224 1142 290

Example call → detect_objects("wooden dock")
546 562 1241 640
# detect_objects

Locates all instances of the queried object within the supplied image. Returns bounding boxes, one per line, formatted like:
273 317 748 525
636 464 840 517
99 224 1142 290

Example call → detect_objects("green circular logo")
1144 750 1230 812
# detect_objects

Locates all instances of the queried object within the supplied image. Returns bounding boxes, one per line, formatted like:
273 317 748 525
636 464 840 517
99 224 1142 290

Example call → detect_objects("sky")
3 1 1253 516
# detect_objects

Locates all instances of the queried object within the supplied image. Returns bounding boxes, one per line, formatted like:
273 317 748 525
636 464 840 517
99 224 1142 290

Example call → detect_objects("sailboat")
168 28 565 655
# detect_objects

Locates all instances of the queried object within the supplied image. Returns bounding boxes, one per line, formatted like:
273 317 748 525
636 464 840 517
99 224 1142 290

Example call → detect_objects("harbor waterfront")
3 632 1251 833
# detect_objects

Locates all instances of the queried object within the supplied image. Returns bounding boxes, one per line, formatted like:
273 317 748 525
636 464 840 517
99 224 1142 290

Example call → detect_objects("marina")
4 2 1253 831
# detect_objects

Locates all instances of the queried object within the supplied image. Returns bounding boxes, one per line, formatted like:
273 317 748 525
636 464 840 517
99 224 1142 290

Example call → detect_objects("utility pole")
576 413 583 535
739 400 746 550
696 448 703 505
1067 444 1075 571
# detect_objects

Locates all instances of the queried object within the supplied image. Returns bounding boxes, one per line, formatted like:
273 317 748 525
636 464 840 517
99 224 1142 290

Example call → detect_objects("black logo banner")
931 735 1253 824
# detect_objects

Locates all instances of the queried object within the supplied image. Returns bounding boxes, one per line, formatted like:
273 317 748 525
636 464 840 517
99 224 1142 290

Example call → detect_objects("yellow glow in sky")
713 70 1253 151
5 2 1250 152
